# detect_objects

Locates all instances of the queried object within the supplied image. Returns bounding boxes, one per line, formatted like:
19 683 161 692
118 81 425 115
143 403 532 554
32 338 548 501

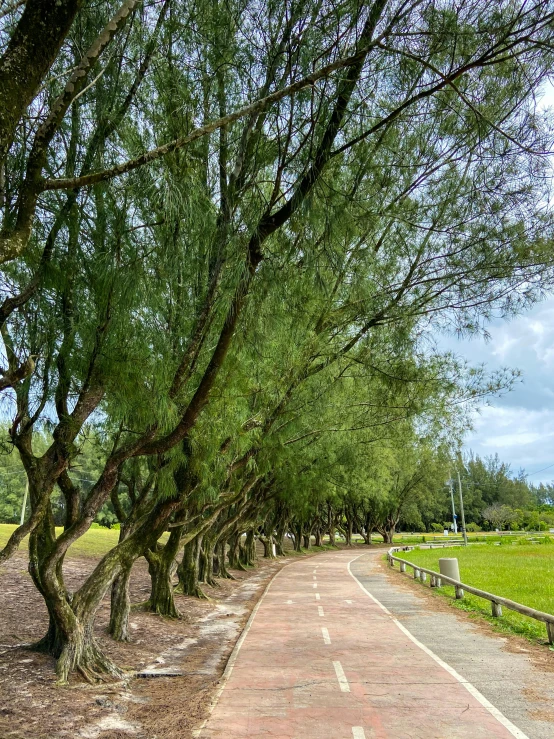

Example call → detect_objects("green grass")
398 541 554 643
0 522 122 558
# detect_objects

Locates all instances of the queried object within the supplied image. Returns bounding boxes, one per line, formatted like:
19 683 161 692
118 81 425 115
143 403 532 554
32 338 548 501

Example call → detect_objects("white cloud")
438 297 554 483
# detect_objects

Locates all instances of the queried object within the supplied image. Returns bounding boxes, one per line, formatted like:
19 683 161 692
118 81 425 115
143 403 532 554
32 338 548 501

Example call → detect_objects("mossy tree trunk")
177 533 207 599
109 564 133 641
199 533 218 587
30 493 179 683
143 526 183 617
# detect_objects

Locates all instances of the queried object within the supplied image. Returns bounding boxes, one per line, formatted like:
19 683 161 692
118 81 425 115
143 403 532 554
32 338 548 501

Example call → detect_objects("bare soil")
0 546 290 739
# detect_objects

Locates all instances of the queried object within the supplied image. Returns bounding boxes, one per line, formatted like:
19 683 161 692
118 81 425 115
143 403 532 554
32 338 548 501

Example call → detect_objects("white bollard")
439 557 460 582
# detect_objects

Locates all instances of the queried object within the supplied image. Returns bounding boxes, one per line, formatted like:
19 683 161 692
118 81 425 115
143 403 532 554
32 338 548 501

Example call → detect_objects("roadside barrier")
387 547 554 645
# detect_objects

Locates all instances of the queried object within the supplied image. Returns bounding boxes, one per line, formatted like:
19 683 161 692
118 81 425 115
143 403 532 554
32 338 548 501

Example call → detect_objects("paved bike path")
197 550 530 739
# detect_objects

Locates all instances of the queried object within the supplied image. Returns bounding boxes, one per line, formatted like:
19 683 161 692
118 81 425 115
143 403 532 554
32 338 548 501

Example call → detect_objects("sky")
442 300 554 485
443 82 554 486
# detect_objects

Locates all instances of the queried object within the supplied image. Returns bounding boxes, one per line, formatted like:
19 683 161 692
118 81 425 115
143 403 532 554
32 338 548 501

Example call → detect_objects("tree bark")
143 529 182 618
108 564 132 641
260 534 276 559
199 533 218 587
177 534 206 599
215 539 235 579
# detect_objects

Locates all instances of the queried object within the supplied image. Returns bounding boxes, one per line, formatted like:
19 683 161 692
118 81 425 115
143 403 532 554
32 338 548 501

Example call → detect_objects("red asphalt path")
197 550 524 739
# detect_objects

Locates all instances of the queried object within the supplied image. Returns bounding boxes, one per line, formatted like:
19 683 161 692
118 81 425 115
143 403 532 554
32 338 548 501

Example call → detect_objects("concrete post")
414 568 419 579
439 557 460 581
420 572 427 583
400 562 406 573
547 622 554 645
455 586 464 599
491 602 502 617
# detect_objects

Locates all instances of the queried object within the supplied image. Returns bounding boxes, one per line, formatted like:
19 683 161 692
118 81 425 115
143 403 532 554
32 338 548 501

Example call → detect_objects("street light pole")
448 478 457 534
457 470 468 546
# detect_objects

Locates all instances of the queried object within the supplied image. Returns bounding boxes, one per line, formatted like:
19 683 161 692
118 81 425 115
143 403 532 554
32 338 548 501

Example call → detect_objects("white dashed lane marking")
352 728 366 739
321 627 331 644
318 606 324 617
315 593 320 600
333 661 350 692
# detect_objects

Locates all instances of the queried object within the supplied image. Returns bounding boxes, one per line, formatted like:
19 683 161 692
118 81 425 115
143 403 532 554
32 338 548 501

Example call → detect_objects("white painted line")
321 627 331 644
352 729 366 739
318 606 324 616
286 600 293 604
313 583 317 588
345 599 353 604
313 575 317 580
313 569 317 573
315 593 320 600
347 555 530 739
332 660 350 692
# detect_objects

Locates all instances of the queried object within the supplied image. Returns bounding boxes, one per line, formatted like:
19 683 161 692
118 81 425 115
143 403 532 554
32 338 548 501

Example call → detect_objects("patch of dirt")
378 556 554 675
0 546 291 739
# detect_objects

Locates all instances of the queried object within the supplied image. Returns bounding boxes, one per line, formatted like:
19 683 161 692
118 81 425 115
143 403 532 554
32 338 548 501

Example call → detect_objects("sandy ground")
0 545 289 739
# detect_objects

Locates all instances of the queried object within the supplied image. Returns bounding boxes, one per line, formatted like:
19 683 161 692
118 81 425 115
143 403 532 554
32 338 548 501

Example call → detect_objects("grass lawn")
398 541 554 642
0 523 122 558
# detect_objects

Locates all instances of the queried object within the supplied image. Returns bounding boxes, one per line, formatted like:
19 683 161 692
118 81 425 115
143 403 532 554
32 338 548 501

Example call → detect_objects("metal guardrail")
387 547 554 645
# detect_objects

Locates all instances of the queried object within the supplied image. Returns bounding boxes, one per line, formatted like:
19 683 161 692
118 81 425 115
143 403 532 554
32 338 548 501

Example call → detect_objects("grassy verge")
394 542 554 643
0 522 123 558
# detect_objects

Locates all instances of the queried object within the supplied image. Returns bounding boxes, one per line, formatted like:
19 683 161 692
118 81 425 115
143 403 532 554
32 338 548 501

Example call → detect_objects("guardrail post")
388 555 393 567
400 562 406 573
455 586 464 599
491 601 502 617
420 572 427 583
414 568 419 579
547 622 554 645
430 575 437 587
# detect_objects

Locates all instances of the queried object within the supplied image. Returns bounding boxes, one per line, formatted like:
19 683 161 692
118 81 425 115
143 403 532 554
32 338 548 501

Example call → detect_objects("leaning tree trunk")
228 532 247 570
246 529 256 565
177 533 207 599
314 527 322 547
294 523 302 552
144 527 183 617
345 515 353 546
215 538 235 579
328 519 337 547
31 495 179 683
199 534 218 587
27 501 126 684
302 532 311 549
109 563 133 641
260 534 276 559
274 524 286 556
378 525 395 545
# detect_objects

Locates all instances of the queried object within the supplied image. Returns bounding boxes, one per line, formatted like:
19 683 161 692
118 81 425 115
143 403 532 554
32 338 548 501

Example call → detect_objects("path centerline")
197 550 529 738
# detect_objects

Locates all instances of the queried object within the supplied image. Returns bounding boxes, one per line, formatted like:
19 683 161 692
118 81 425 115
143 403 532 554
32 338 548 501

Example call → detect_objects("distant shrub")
466 522 481 532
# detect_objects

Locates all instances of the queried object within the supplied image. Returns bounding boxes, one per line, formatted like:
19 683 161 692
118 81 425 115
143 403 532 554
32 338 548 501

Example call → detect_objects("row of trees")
1 0 554 682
